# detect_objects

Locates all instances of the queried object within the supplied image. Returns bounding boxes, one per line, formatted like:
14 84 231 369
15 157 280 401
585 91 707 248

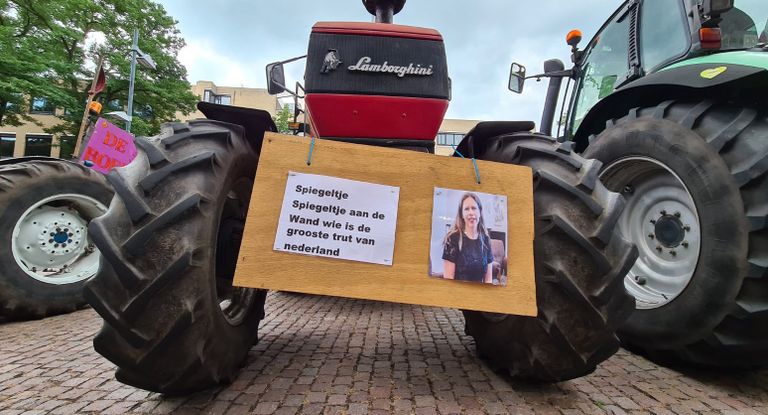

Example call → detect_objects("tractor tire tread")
106 170 153 224
85 120 266 394
463 133 635 382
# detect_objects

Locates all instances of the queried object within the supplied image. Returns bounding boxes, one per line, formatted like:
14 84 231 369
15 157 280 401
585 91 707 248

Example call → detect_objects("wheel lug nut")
68 233 73 237
48 239 54 243
623 185 634 194
650 219 657 224
682 241 689 248
683 225 691 232
670 250 677 256
660 210 667 215
54 244 59 248
648 233 655 239
674 211 681 218
656 246 663 252
635 275 647 285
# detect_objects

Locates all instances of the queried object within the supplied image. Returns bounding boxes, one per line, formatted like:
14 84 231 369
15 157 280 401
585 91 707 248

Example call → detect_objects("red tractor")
85 0 636 393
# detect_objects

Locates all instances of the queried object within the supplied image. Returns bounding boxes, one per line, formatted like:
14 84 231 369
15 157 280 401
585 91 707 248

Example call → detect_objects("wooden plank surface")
233 133 536 316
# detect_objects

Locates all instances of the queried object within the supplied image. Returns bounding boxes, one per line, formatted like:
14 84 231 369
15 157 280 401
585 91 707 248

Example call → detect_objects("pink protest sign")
81 118 138 174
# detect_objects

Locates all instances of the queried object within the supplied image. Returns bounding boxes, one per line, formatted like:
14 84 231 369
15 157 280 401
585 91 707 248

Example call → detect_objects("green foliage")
0 0 198 137
273 104 292 134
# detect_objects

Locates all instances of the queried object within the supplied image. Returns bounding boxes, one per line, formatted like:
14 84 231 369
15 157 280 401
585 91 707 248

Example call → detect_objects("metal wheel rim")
216 177 257 326
11 193 107 285
601 156 701 310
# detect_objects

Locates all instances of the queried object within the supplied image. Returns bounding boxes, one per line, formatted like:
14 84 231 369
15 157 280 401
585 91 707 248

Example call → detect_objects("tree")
0 0 198 137
273 104 292 134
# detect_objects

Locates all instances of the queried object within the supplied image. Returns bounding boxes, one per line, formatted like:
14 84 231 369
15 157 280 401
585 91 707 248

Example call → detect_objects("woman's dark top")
442 232 494 282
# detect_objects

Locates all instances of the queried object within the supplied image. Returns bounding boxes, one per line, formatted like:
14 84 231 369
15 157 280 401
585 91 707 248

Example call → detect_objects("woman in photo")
442 192 494 283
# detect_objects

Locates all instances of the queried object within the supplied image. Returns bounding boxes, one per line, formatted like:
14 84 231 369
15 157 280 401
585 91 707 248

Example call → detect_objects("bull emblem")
321 49 342 74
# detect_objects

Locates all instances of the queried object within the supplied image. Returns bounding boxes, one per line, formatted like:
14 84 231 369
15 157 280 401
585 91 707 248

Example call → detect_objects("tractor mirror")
703 0 734 15
508 63 526 94
266 62 287 95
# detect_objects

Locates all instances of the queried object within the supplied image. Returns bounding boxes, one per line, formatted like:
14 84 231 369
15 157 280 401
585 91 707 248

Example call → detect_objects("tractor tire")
84 120 267 394
0 159 111 320
583 101 768 368
463 134 637 382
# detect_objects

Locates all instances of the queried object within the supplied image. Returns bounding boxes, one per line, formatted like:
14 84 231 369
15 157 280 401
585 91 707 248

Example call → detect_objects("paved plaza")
1 292 767 414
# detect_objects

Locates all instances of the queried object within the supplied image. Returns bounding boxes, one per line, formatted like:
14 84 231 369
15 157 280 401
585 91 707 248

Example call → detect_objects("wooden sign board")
233 133 536 316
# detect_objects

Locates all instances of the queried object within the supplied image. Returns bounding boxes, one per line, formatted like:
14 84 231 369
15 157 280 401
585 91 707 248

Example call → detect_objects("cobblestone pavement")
1 292 767 415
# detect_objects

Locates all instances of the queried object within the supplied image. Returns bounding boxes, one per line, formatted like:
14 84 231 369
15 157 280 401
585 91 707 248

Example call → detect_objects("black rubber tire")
463 134 637 382
583 101 768 368
0 160 112 320
84 120 267 394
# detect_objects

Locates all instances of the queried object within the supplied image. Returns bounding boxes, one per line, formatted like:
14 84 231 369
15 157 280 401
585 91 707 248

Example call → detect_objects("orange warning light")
566 29 583 47
88 101 103 115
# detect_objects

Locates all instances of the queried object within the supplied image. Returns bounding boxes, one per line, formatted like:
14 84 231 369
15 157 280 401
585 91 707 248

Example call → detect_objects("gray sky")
158 0 620 127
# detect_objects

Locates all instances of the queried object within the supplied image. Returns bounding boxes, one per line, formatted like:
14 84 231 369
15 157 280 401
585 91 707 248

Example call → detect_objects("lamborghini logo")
320 49 343 74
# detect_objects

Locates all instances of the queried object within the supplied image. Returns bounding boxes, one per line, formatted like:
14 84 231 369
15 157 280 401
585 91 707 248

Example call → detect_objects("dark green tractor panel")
574 62 768 152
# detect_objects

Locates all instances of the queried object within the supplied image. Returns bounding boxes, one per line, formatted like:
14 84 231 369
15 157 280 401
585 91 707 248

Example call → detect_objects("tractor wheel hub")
654 214 685 248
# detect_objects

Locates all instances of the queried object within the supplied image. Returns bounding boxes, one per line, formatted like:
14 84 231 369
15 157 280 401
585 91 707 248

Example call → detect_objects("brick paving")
1 292 767 414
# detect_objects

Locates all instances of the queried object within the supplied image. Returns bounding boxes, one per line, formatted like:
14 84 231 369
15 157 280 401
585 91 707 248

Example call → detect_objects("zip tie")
306 136 316 166
471 158 481 184
451 144 481 184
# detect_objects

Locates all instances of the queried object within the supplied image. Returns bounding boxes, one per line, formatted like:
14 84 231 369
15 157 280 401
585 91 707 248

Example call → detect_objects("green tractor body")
663 50 768 70
501 0 768 367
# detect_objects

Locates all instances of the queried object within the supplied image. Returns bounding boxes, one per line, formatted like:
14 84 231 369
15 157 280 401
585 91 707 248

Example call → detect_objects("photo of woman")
442 193 494 283
429 188 508 286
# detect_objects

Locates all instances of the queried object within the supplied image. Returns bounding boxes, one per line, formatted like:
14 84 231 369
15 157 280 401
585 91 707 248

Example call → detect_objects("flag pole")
73 55 104 159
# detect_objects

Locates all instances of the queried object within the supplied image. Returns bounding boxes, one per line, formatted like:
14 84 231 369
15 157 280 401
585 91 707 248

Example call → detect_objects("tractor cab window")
640 0 689 72
571 12 630 134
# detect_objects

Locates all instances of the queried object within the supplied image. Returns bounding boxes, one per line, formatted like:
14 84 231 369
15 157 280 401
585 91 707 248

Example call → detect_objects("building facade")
0 98 77 159
180 81 280 121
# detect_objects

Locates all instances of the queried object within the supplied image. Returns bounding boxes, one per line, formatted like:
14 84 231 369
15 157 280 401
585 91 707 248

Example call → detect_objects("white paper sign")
274 172 400 265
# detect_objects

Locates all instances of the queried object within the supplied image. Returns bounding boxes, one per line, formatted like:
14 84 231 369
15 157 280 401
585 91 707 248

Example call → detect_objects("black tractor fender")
573 63 768 152
197 101 277 153
453 120 536 158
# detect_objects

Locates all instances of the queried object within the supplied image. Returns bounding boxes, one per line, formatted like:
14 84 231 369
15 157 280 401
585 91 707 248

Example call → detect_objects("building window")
58 135 77 159
203 89 231 105
436 132 464 146
3 93 22 111
24 135 52 156
0 134 15 159
30 97 55 114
